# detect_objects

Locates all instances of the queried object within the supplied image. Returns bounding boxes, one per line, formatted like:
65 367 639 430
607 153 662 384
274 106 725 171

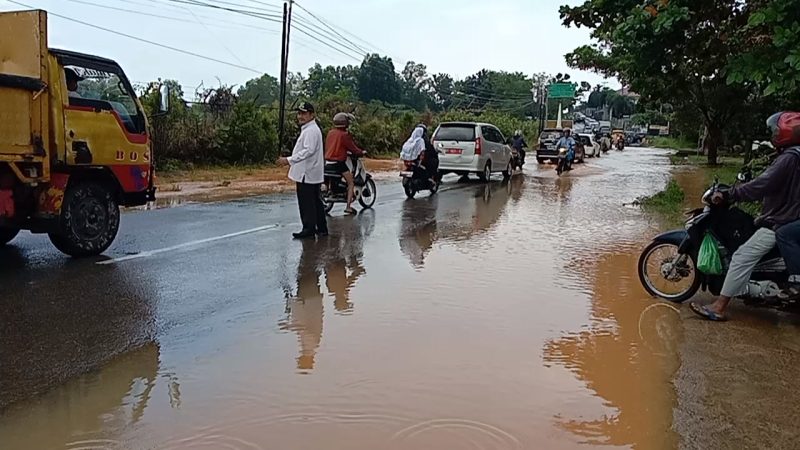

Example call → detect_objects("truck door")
58 60 150 193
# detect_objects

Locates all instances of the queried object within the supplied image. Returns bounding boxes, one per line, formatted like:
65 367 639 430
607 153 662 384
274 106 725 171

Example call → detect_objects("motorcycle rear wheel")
638 241 701 303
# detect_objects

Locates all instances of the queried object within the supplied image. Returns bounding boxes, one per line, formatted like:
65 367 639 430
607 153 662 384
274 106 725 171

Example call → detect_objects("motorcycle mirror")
737 172 747 182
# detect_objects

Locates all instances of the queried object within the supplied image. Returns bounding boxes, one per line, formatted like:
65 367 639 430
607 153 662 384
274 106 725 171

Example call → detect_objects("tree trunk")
743 139 754 165
703 121 723 165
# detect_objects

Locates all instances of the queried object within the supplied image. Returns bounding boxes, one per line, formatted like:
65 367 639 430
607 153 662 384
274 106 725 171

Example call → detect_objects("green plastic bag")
697 234 723 275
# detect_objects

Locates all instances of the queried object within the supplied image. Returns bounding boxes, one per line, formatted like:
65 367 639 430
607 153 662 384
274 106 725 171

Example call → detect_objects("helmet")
416 123 428 132
333 112 353 128
514 129 522 136
767 112 800 148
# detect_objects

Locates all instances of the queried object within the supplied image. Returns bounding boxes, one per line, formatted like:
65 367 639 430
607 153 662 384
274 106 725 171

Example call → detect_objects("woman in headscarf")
401 124 438 183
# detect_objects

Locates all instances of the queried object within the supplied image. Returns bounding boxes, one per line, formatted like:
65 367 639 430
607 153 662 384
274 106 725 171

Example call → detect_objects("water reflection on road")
0 149 689 449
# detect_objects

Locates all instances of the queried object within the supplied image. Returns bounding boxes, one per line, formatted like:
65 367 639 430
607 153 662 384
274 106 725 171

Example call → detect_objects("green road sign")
547 83 575 99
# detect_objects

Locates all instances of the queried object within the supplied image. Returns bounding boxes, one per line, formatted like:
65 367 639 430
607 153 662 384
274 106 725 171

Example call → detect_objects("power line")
5 0 264 74
114 0 281 33
293 2 370 55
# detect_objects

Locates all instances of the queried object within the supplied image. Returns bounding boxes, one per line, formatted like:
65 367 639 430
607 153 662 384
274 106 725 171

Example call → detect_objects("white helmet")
514 129 522 136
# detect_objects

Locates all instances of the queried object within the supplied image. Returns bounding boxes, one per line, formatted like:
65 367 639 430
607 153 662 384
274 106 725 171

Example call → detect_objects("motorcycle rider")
690 112 800 321
401 124 438 184
511 130 527 166
325 112 364 215
555 128 577 171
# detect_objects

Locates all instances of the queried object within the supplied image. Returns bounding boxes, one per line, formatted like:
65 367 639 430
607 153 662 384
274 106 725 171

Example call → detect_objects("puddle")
0 150 687 449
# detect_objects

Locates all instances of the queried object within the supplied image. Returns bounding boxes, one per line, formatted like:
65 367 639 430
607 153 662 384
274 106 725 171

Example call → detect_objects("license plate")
547 145 555 150
446 148 462 154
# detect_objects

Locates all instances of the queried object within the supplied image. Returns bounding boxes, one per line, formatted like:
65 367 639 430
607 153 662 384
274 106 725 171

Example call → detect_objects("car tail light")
475 137 482 155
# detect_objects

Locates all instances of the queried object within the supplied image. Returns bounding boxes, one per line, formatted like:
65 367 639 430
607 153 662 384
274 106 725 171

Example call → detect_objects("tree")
560 0 754 164
303 63 359 100
400 61 432 111
237 74 279 107
357 54 401 104
431 73 454 110
726 0 800 100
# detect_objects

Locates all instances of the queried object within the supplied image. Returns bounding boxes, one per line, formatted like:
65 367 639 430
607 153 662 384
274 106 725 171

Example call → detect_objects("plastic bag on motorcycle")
697 234 724 275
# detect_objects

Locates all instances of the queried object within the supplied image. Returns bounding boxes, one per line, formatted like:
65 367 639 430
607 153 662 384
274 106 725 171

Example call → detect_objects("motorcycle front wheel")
359 178 377 209
638 241 701 303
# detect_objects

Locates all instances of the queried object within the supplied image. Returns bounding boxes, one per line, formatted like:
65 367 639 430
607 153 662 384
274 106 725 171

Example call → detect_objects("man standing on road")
279 102 328 239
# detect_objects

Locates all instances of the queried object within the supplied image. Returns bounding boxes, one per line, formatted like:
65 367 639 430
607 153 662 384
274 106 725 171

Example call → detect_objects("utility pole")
277 0 294 156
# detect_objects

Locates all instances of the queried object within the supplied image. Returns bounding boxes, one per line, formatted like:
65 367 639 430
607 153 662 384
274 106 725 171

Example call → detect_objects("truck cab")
0 10 163 256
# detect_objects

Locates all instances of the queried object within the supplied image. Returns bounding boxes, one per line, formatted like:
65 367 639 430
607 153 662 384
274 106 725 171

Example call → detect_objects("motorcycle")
509 146 525 173
400 158 440 199
322 156 377 213
637 168 794 310
555 147 573 176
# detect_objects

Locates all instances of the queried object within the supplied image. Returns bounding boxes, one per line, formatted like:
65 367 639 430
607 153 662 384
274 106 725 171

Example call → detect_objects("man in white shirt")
279 102 328 239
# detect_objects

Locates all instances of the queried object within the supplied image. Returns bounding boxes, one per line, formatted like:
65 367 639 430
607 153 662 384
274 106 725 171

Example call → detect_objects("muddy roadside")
665 168 800 450
148 158 402 207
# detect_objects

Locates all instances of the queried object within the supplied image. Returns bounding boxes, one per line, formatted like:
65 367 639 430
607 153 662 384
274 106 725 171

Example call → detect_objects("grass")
637 179 686 217
650 136 696 151
641 153 763 226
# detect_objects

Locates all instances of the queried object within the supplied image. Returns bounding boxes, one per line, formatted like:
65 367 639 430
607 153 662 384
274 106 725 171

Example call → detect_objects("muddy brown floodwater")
2 149 793 449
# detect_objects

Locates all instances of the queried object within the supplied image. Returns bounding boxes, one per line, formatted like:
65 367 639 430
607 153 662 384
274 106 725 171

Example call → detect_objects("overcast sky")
1 0 617 96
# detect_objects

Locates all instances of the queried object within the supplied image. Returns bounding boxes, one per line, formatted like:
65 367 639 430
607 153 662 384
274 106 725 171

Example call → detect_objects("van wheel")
49 182 120 258
0 227 19 245
477 163 491 182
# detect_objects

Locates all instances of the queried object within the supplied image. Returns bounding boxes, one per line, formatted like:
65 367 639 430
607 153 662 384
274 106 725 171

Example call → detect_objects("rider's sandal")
689 302 727 322
344 208 357 215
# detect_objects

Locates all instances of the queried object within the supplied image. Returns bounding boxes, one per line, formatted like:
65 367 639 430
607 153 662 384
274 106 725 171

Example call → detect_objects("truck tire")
49 181 120 257
0 227 19 245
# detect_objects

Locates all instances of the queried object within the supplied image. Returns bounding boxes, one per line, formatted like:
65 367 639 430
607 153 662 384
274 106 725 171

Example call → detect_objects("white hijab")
400 126 426 161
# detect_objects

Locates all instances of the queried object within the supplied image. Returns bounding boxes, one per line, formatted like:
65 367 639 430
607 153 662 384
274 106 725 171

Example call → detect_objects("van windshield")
434 125 475 141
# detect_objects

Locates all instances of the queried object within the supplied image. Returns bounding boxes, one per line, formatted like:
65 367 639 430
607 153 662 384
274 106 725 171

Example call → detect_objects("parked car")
536 128 563 163
578 133 600 158
433 122 514 181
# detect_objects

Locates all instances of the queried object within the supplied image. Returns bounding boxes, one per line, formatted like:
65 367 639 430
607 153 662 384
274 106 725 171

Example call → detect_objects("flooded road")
0 149 717 449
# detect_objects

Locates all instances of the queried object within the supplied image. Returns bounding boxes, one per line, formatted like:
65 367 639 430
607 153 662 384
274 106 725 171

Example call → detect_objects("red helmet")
767 112 800 148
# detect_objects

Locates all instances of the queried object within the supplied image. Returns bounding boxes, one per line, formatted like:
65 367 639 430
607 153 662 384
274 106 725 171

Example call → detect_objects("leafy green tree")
727 0 800 99
237 74 279 107
357 54 401 104
560 0 754 163
431 73 454 111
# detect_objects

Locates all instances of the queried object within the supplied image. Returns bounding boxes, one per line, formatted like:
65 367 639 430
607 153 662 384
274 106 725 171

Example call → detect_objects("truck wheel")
0 227 19 245
49 182 120 257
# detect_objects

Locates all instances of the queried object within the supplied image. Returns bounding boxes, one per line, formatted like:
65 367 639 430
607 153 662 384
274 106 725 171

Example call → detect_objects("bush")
218 102 278 164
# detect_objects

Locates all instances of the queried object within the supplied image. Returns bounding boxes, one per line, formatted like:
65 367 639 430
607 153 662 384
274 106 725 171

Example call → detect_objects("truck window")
66 65 144 135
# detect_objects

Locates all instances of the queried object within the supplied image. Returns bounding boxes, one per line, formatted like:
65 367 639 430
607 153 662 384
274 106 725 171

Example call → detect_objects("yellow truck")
0 10 166 256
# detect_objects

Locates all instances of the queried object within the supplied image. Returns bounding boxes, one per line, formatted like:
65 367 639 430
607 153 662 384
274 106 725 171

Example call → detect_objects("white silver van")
432 122 513 181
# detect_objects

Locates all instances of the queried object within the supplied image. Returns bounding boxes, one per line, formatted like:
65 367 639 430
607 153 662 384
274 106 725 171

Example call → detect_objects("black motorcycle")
638 169 792 309
400 159 440 199
555 147 573 176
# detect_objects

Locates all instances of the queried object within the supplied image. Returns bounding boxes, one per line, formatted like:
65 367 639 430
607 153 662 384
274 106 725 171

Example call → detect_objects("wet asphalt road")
0 171 515 411
3 149 799 450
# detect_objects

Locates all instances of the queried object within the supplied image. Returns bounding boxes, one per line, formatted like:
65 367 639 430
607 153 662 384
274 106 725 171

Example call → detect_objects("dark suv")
536 128 563 163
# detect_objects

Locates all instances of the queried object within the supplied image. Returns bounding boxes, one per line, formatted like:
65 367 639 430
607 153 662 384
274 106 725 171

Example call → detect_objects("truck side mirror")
159 84 170 113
